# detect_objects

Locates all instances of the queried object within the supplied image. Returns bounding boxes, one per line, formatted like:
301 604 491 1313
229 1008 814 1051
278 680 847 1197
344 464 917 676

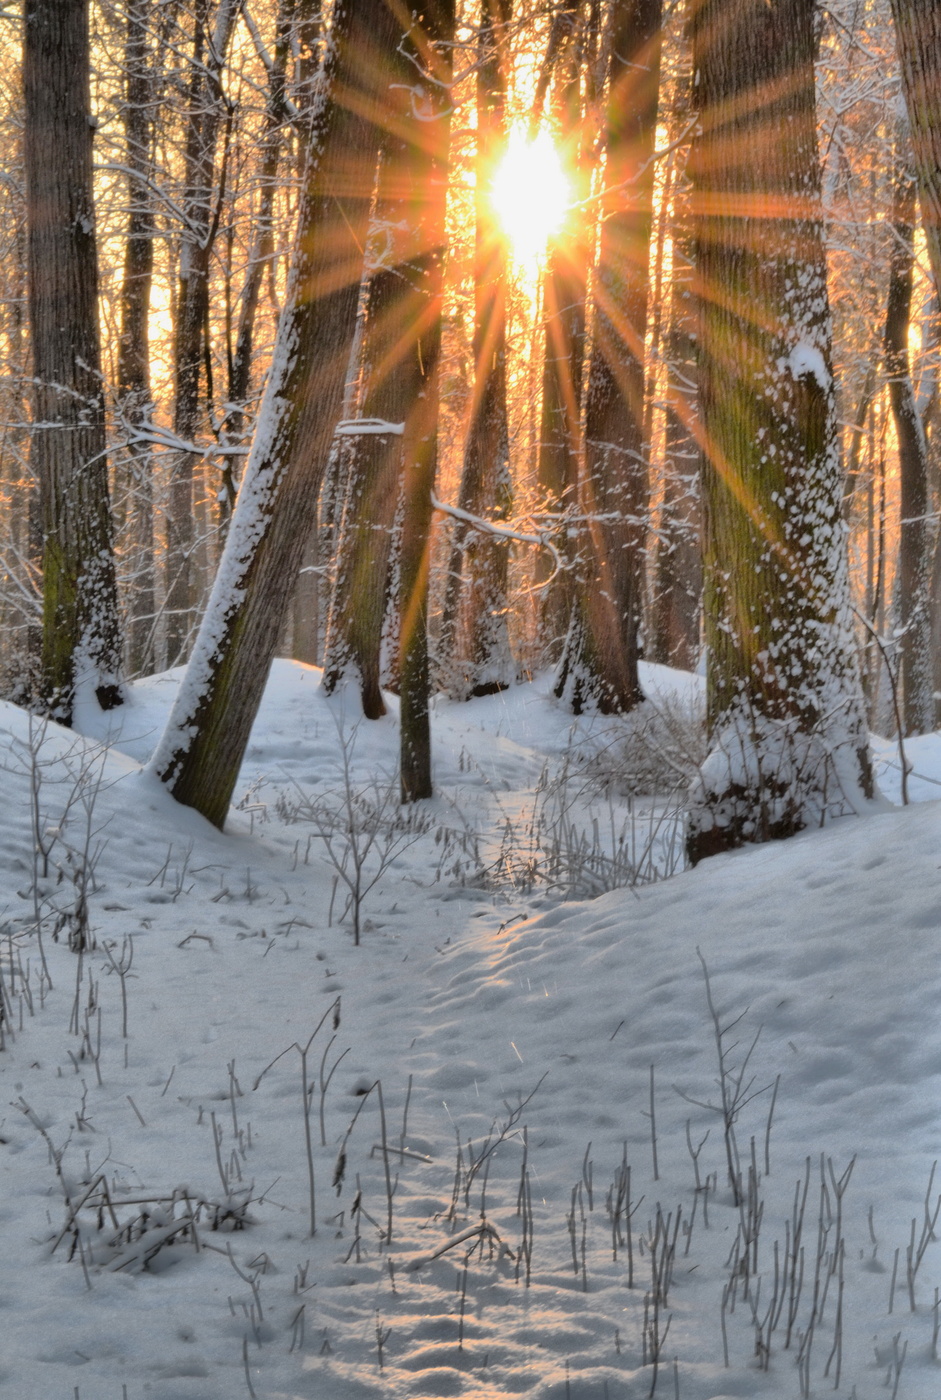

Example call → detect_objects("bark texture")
150 0 403 827
24 0 123 723
686 0 872 863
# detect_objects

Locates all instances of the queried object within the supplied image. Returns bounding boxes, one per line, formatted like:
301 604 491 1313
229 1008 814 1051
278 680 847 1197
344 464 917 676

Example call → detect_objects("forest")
1 1 941 1398
5 0 939 852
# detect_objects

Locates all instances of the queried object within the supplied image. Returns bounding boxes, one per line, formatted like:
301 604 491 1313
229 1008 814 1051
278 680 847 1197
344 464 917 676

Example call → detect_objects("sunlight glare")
491 128 572 267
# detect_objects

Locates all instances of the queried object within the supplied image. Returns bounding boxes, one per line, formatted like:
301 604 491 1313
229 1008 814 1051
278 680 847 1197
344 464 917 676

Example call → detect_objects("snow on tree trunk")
150 0 402 829
686 0 873 864
439 0 515 701
555 0 661 714
24 0 123 724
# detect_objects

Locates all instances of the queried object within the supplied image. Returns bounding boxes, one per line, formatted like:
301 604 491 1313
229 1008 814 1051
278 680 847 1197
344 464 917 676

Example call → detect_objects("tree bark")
686 0 872 863
24 0 123 723
150 0 403 827
555 0 661 713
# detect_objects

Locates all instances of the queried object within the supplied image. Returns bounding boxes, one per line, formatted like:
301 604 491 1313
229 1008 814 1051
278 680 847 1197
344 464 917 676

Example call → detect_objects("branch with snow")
430 492 564 589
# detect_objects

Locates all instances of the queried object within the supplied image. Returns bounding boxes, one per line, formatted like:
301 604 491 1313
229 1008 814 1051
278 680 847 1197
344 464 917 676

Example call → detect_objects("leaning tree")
149 0 403 827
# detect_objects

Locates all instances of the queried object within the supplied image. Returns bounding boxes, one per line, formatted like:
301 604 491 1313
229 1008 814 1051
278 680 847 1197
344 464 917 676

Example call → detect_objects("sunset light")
490 127 572 266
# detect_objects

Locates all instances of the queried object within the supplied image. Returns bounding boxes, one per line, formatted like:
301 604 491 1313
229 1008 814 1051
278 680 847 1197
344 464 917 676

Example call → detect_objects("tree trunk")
24 0 123 724
150 0 403 828
440 0 515 700
395 2 454 802
319 153 413 721
652 63 702 671
885 142 933 735
165 0 239 665
536 12 585 663
686 0 872 863
222 0 296 517
556 0 661 713
116 0 157 678
890 0 941 302
653 245 702 670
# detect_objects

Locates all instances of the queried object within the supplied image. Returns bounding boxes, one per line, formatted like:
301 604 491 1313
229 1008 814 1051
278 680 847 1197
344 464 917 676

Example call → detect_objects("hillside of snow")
0 659 937 1400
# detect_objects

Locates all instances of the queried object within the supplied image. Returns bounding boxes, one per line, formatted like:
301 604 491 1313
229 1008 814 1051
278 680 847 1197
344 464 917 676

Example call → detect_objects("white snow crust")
0 660 937 1399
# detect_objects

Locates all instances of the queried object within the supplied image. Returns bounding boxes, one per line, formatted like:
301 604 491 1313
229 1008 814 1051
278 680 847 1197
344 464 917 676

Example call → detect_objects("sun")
490 127 572 267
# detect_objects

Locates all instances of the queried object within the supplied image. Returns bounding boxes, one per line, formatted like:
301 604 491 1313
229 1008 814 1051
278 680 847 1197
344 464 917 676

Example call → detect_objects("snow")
785 343 831 394
0 658 939 1399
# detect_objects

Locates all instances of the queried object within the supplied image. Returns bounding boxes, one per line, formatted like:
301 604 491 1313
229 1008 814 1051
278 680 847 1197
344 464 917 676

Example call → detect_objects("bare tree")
394 0 455 802
890 0 941 301
165 0 240 664
555 0 662 713
24 0 123 723
115 0 159 678
439 0 515 700
885 135 932 734
686 0 872 862
534 4 585 661
150 0 404 827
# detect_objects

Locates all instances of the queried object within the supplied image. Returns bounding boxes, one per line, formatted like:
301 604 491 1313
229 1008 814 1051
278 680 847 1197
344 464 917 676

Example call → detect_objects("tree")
150 0 403 827
555 0 661 713
115 0 158 678
320 1 454 755
319 148 416 720
534 4 585 661
686 0 872 862
884 137 932 734
393 0 455 801
652 55 702 672
890 0 941 302
439 0 515 700
165 0 240 665
222 0 298 509
24 0 123 723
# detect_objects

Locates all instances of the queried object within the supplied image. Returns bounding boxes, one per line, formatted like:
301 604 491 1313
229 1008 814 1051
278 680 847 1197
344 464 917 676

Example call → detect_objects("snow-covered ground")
0 659 938 1400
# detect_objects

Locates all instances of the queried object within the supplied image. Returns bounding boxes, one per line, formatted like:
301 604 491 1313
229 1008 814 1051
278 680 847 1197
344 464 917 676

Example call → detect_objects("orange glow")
490 127 572 268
